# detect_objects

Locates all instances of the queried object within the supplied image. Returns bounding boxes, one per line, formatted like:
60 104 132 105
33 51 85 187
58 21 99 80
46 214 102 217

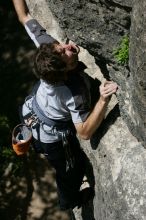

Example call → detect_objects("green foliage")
0 115 24 177
113 35 129 65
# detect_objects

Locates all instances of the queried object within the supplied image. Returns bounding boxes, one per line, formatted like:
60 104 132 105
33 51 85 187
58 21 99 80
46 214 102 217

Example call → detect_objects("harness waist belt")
32 96 72 129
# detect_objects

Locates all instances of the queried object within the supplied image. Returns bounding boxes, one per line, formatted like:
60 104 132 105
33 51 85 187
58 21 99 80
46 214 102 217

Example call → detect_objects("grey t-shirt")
22 19 91 143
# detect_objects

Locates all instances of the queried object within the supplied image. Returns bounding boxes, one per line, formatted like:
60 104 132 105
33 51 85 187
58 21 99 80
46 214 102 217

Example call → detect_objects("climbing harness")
12 81 75 170
30 95 75 171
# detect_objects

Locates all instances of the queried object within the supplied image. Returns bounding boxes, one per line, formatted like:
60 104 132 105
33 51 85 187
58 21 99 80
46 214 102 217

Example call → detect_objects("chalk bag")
12 124 32 156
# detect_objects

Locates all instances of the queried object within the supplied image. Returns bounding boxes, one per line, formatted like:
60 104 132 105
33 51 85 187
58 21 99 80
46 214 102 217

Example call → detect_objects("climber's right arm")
12 0 32 25
12 0 58 47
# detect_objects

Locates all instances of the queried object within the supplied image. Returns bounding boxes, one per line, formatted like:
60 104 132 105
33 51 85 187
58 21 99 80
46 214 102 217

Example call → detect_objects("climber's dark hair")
33 43 67 84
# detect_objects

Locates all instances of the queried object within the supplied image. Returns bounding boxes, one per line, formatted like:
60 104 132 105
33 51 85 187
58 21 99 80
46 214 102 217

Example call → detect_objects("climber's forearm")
75 81 118 140
12 0 32 25
75 97 108 140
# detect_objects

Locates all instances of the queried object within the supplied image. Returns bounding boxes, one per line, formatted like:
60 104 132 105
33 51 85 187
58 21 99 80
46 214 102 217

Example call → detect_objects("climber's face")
54 43 80 70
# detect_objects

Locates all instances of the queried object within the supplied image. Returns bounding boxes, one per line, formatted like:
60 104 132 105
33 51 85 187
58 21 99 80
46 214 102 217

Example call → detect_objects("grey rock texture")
48 0 131 66
25 0 146 219
128 0 146 143
80 117 146 220
47 0 146 145
111 0 132 8
70 114 146 220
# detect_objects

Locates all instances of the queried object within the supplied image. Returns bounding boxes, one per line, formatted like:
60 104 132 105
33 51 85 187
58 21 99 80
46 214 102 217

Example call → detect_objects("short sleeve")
24 19 58 48
64 81 90 123
66 94 90 123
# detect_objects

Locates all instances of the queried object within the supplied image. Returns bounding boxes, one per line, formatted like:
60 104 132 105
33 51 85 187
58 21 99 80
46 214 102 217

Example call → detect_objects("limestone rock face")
47 0 146 144
81 117 146 220
26 0 146 219
48 0 131 65
129 0 146 143
111 0 132 7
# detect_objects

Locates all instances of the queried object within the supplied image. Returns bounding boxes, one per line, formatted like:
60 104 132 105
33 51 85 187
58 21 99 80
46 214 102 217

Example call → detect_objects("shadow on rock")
90 103 120 150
